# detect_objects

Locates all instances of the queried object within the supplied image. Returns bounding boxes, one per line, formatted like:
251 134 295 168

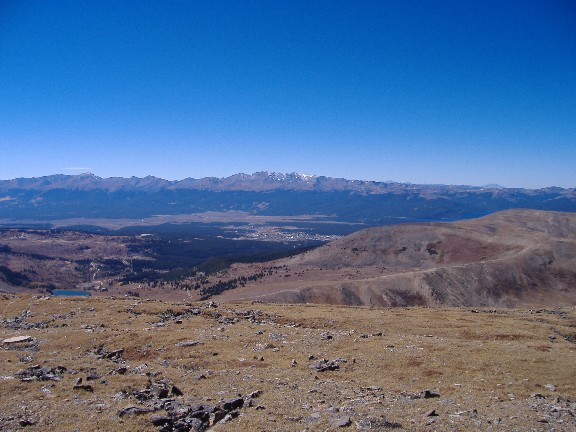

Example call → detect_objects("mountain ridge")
1 172 574 193
213 209 576 308
1 173 575 225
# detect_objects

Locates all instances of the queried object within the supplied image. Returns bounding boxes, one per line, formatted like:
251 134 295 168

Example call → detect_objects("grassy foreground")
1 294 575 431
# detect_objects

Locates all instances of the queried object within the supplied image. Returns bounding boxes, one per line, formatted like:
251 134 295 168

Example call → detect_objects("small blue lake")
52 290 92 297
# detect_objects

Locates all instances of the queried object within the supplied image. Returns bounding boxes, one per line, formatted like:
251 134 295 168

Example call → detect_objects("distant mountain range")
0 172 575 224
0 171 570 193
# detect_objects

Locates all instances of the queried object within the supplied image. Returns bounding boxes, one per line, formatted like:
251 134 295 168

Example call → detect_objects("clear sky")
1 1 575 188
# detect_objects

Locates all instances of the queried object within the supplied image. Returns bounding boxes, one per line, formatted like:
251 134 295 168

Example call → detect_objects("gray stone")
329 416 351 427
117 405 155 417
309 358 343 372
86 369 101 381
150 414 171 426
544 383 557 392
176 340 203 347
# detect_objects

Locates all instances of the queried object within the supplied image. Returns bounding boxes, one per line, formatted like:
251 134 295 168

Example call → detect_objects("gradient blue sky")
1 1 575 188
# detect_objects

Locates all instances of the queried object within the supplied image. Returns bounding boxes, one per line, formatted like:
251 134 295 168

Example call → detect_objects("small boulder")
176 340 202 347
221 397 244 411
421 389 440 399
150 414 171 426
329 416 351 427
171 385 184 396
117 405 155 417
544 384 557 392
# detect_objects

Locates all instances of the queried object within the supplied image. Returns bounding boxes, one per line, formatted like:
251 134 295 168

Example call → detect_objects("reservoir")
52 290 92 297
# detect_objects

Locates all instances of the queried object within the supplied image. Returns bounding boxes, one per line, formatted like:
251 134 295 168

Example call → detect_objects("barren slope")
213 210 576 307
0 230 151 291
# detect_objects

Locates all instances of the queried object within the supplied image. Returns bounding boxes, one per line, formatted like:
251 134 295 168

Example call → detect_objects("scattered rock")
425 409 438 417
18 418 35 427
243 389 261 407
95 346 124 362
355 416 402 430
302 412 321 423
117 405 157 417
310 357 347 372
544 384 557 392
421 389 440 399
330 415 351 427
221 397 244 411
149 391 258 431
2 310 49 330
86 369 102 381
254 342 276 351
171 385 184 396
2 335 34 344
150 414 171 426
209 409 227 426
175 340 203 347
18 355 34 363
15 365 67 381
320 332 333 340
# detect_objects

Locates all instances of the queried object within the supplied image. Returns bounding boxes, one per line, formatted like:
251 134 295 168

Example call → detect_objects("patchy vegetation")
0 227 323 295
1 295 575 431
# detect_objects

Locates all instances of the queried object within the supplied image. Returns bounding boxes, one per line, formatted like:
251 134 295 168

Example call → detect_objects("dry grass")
1 294 576 431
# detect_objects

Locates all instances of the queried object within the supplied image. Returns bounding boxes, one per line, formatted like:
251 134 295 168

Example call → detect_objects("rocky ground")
1 294 575 431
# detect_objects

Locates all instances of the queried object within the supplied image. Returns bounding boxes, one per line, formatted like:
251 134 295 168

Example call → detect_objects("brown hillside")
213 210 576 307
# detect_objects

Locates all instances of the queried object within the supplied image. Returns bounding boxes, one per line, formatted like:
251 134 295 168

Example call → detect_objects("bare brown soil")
0 230 150 291
1 295 576 431
210 210 576 307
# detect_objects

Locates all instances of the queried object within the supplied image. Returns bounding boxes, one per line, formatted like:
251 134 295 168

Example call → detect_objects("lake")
52 290 92 297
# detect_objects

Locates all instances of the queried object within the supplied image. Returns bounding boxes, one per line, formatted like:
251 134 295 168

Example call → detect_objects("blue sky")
1 1 575 188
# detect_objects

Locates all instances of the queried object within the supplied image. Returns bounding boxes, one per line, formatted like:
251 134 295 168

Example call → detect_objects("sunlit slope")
215 210 576 307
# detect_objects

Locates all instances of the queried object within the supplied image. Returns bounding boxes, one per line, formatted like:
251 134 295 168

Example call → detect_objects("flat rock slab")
175 340 203 347
2 336 33 344
330 416 352 427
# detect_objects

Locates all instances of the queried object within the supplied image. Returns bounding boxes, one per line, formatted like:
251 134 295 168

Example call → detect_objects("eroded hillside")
211 210 576 307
